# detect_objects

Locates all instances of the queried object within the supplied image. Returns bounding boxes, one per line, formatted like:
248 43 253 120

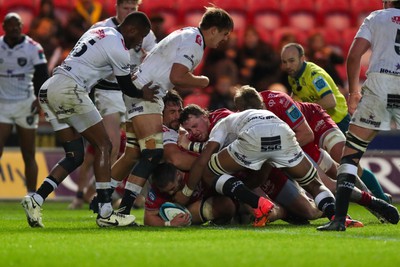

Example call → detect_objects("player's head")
116 0 141 23
118 11 151 49
151 163 184 195
199 7 234 49
234 85 264 111
383 0 400 9
2 13 23 40
163 89 183 131
179 104 210 142
280 43 305 78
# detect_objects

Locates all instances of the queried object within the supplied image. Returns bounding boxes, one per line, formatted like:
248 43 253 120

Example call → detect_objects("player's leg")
118 113 164 214
207 148 275 227
188 196 236 225
16 126 39 194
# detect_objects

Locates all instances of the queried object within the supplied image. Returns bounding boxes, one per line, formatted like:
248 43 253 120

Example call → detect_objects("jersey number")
395 29 400 56
71 39 96 57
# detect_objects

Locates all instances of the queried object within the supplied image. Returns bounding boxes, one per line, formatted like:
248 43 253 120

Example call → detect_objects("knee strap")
58 137 85 173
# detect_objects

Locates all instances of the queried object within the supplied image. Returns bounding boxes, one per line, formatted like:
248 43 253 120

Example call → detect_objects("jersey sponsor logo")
261 136 282 152
148 189 156 201
359 115 381 127
267 99 276 107
232 150 252 166
313 76 327 92
288 151 303 164
26 115 34 126
128 105 144 114
380 68 400 76
195 34 202 46
392 16 400 24
387 94 400 109
286 104 301 123
38 50 45 59
17 57 27 67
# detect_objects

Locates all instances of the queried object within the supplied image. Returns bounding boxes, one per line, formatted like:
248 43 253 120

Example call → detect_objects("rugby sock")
215 175 259 208
360 168 390 202
334 173 357 222
315 190 336 219
35 176 59 204
118 182 142 214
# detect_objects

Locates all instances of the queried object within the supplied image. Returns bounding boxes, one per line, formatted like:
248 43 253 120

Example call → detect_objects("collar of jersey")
295 62 307 80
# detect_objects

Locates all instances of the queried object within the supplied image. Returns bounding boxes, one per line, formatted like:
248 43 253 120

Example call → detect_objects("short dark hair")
199 7 234 32
117 0 141 5
179 104 208 125
151 162 179 189
120 11 151 29
163 89 183 106
234 85 263 111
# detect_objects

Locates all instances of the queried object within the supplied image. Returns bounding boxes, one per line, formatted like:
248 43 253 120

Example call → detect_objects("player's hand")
347 92 362 115
31 99 40 114
142 81 160 103
170 213 191 226
173 190 190 206
178 132 191 150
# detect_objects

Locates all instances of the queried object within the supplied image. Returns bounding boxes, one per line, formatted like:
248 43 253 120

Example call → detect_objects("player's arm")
317 91 336 110
170 63 209 89
174 141 220 205
115 75 158 101
33 63 49 96
347 37 370 115
293 120 314 147
144 208 191 226
163 143 197 172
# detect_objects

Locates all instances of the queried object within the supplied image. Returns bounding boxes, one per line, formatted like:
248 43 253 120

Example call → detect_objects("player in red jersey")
144 162 236 226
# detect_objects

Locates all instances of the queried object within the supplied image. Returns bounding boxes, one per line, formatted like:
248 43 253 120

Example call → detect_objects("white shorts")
0 96 38 129
39 74 102 132
352 73 400 130
94 89 126 122
226 122 304 170
123 79 164 120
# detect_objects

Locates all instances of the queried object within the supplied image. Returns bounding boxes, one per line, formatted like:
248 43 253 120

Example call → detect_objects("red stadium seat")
1 0 40 33
282 0 317 33
140 0 180 33
341 27 359 56
350 0 383 27
316 0 353 32
213 0 249 43
178 0 210 27
247 0 283 43
315 27 343 49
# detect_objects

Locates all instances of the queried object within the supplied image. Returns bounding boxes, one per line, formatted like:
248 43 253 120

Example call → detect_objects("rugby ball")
159 202 191 221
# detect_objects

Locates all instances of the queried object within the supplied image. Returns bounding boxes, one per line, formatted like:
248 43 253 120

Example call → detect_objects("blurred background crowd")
0 0 380 147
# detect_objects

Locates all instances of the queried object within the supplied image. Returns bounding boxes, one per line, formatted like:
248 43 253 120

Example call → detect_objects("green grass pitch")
1 201 399 267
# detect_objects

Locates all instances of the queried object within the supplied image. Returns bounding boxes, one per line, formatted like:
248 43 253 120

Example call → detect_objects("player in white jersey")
69 0 157 209
21 12 158 228
319 0 400 231
0 13 49 194
175 109 338 227
113 7 234 215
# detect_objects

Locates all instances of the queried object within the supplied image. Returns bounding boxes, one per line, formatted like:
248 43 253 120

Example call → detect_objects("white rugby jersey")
162 124 178 145
208 109 283 149
134 27 205 97
0 35 47 101
357 8 400 76
91 17 157 83
53 27 131 92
